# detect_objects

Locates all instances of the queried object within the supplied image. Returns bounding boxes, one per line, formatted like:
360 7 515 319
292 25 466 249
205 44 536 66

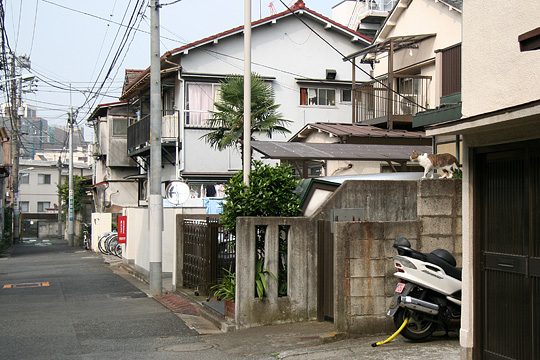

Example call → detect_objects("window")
112 118 128 136
341 89 352 103
19 201 29 213
37 202 50 212
38 174 51 185
185 82 221 127
300 87 336 106
19 173 30 184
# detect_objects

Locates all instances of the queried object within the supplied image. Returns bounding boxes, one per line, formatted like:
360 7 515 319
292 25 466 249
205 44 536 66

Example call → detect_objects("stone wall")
334 180 462 335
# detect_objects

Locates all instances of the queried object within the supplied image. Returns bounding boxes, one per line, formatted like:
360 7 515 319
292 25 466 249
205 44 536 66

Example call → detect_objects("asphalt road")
0 238 460 360
0 238 205 360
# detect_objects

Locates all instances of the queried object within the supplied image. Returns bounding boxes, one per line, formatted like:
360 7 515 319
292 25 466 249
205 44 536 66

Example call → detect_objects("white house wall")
461 1 540 117
19 167 60 213
184 129 242 173
180 15 370 139
374 0 461 107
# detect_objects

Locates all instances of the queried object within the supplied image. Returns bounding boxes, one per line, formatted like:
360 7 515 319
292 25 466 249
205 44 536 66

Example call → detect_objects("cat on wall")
410 150 459 179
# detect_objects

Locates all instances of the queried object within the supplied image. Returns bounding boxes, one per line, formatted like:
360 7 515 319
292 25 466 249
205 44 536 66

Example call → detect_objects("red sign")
118 216 127 244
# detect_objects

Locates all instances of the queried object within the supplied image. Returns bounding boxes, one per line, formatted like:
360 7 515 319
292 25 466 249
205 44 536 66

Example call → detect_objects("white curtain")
186 83 214 126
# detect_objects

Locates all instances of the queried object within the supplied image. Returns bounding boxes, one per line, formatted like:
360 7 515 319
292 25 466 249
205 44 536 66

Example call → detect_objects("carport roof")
251 141 430 161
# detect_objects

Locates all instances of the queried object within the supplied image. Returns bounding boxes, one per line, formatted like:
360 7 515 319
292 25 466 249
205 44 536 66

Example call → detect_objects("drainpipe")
177 76 186 178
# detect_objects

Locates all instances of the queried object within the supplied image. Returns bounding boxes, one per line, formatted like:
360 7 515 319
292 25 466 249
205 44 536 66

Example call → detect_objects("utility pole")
243 0 252 186
67 108 74 246
57 157 63 238
10 55 20 244
149 0 163 295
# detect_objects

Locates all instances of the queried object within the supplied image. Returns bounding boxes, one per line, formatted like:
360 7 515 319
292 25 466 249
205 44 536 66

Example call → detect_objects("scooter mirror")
394 236 411 249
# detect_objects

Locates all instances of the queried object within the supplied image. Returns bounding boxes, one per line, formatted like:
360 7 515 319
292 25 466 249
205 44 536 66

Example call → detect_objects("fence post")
208 218 218 293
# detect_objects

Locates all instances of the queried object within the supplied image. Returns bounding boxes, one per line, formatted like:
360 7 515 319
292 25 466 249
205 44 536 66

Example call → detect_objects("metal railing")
127 110 179 153
353 75 431 124
184 110 214 129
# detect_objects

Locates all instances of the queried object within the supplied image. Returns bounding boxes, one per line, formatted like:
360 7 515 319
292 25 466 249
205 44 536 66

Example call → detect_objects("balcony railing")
184 110 214 129
353 75 431 126
127 110 179 154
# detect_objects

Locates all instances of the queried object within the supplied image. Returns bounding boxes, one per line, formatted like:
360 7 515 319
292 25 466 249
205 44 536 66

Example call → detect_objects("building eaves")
290 122 428 141
88 101 128 122
120 0 371 99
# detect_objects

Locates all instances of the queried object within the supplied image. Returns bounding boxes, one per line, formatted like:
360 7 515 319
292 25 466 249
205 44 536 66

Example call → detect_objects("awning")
343 34 436 61
251 141 431 162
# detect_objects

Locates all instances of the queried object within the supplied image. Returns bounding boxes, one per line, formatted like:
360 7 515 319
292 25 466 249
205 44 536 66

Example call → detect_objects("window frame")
19 201 29 213
37 201 51 212
299 87 336 107
341 88 352 103
19 173 30 184
184 82 221 127
111 117 128 137
38 174 51 185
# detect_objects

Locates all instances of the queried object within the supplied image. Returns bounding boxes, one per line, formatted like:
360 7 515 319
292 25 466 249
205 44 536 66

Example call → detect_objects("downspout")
178 73 186 177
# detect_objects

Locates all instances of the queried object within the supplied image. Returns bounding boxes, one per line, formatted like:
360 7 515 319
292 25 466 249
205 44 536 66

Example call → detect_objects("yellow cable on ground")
371 317 409 347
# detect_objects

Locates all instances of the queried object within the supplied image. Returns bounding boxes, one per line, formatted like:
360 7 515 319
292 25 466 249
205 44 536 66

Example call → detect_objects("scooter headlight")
394 255 417 270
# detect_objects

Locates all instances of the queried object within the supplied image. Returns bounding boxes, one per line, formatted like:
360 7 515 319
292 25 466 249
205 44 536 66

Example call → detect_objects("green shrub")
221 161 301 233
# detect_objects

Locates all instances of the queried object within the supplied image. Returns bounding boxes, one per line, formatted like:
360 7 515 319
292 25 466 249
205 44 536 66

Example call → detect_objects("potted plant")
211 268 236 318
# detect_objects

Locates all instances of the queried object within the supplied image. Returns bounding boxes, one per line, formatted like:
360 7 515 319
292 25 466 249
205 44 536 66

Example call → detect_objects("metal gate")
183 218 235 296
475 140 540 359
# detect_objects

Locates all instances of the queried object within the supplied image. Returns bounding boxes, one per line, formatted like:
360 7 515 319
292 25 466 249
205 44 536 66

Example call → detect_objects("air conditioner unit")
399 94 418 114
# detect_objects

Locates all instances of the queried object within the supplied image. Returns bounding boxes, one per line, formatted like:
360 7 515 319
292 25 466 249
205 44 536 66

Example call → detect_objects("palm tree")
202 74 291 165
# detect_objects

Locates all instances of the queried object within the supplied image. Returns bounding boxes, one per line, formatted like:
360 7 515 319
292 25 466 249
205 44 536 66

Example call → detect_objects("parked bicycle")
98 231 122 258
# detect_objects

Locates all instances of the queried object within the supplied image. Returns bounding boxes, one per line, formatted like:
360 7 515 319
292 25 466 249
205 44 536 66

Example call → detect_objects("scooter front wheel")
394 308 435 341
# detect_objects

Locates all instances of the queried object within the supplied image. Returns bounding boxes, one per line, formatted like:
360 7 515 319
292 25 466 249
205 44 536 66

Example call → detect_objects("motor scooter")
385 236 462 341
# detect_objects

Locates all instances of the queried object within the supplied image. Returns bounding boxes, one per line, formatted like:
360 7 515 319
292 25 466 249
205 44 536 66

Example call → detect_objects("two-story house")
344 0 462 155
424 1 540 359
118 0 372 201
88 101 139 212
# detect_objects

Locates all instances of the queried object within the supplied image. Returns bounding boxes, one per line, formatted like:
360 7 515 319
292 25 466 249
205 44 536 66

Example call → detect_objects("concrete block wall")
334 221 421 335
417 180 462 266
334 180 462 335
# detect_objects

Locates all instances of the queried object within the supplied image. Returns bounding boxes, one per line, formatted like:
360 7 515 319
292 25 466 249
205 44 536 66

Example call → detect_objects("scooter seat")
425 253 462 281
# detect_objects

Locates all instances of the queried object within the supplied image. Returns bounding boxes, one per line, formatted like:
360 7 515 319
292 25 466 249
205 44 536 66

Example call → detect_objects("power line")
29 0 39 56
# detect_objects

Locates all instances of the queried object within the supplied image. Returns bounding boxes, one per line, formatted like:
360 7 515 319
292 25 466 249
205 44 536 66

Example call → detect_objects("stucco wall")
180 14 371 141
374 0 461 108
123 207 205 282
235 217 318 327
462 1 540 117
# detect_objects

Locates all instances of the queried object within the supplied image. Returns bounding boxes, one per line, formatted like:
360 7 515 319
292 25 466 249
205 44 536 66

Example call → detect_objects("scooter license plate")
395 282 406 294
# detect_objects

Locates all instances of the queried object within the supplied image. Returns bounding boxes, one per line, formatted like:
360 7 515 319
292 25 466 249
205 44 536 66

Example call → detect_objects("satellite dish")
165 181 190 205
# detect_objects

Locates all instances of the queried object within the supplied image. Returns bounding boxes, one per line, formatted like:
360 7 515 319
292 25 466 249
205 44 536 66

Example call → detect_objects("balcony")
353 75 431 128
127 110 180 156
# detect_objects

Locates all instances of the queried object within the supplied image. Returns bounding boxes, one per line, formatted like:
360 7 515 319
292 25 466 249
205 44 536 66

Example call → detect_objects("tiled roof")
122 69 145 94
121 0 371 98
290 122 428 141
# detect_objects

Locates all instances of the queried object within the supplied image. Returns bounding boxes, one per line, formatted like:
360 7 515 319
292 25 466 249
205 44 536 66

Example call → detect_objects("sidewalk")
111 257 460 360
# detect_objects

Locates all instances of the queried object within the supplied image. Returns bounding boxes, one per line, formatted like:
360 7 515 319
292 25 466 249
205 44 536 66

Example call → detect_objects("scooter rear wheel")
394 308 436 341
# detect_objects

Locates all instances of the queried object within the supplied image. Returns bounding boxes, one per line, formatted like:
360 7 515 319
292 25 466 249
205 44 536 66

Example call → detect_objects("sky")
2 0 341 134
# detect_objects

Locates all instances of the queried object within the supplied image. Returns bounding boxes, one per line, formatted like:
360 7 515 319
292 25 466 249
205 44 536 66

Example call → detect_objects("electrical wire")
277 0 426 110
29 0 39 56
